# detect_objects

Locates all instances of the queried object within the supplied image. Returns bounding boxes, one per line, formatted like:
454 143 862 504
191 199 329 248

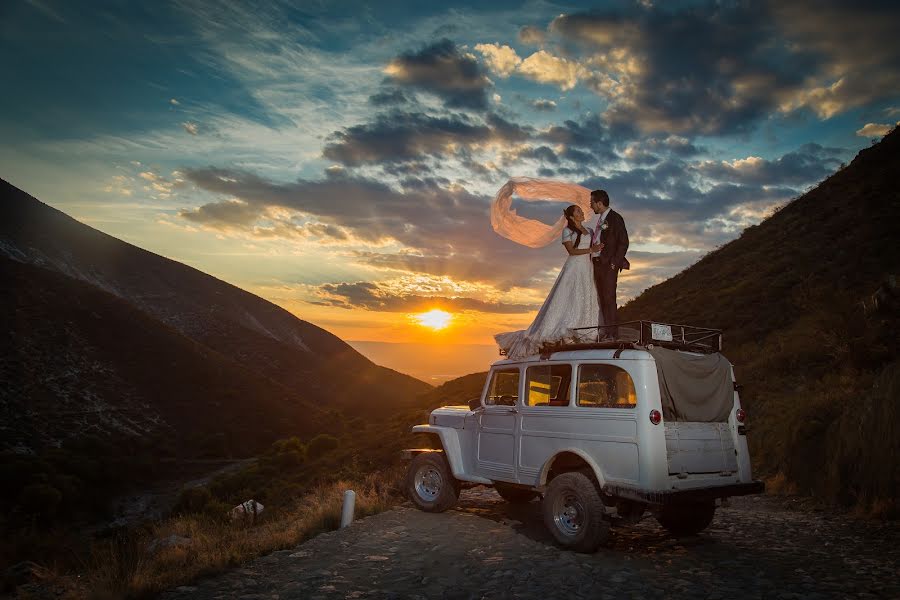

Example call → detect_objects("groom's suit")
591 208 629 338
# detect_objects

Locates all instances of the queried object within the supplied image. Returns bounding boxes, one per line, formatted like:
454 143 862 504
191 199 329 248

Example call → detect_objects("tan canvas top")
648 346 734 422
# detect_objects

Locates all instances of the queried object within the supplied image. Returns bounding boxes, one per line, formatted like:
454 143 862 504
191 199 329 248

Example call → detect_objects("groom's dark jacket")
595 209 630 270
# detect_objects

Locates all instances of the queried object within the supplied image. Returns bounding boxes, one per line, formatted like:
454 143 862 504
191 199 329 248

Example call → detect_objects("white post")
340 490 356 528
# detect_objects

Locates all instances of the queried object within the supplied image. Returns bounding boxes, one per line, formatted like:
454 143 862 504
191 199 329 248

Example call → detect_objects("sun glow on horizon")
412 309 453 331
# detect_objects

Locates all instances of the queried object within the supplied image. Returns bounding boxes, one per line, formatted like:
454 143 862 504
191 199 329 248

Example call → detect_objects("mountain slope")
2 256 327 456
619 129 900 510
0 179 430 418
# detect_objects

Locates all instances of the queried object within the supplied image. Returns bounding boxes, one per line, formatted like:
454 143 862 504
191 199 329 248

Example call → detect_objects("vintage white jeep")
403 321 764 552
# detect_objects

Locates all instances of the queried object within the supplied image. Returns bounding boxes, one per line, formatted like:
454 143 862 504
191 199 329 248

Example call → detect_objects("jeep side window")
577 364 637 408
525 364 572 407
485 369 520 406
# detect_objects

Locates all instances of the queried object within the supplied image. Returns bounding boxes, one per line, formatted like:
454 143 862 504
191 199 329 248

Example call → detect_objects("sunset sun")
413 309 453 330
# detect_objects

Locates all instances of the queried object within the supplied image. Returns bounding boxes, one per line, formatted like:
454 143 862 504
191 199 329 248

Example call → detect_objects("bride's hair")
563 204 582 249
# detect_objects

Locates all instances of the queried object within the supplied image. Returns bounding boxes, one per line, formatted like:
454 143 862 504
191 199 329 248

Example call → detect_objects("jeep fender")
410 425 467 480
538 448 608 488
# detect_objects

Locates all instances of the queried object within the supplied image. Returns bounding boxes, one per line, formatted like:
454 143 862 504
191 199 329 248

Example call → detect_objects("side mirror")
468 397 482 411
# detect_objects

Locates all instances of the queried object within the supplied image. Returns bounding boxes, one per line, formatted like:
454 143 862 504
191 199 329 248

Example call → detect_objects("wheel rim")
414 465 443 502
551 492 584 537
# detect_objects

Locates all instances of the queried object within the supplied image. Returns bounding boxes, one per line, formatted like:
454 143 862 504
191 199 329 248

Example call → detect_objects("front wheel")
656 501 716 536
405 452 460 513
542 471 610 552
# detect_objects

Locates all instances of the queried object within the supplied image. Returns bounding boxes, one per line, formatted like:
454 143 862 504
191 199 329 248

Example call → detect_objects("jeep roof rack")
498 320 722 357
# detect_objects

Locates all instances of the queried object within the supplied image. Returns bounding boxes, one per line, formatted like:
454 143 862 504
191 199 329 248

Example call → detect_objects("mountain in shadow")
2 256 325 456
0 181 429 446
0 178 430 458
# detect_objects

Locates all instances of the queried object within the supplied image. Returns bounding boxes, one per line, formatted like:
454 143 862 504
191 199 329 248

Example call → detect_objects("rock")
230 499 265 522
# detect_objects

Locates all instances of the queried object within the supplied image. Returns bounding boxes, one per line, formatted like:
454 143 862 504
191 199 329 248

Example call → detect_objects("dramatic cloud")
182 121 199 135
179 168 562 290
474 43 522 77
368 88 413 107
103 174 133 196
181 133 843 295
518 50 586 91
773 1 900 119
532 99 557 112
534 2 900 135
536 114 617 163
694 143 846 186
181 198 262 228
475 44 589 91
314 281 538 313
519 25 546 46
856 122 897 137
550 7 810 134
322 111 532 166
384 39 492 110
321 109 624 179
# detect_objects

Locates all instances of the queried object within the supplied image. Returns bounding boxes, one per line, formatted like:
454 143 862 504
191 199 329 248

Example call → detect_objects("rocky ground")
159 488 900 599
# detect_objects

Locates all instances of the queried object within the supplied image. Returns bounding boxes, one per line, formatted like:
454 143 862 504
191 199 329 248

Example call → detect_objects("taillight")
736 408 746 423
649 409 662 425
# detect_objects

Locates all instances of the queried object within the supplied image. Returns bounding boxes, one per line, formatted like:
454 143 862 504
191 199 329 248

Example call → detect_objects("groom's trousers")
592 259 618 339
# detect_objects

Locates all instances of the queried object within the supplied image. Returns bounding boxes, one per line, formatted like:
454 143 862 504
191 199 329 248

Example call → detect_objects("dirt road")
160 488 900 599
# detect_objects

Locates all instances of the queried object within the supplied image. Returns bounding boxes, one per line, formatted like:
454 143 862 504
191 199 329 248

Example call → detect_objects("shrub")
307 434 339 459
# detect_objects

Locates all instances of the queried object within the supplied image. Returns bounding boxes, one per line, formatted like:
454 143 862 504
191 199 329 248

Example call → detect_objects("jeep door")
516 362 574 485
517 361 641 487
475 366 521 482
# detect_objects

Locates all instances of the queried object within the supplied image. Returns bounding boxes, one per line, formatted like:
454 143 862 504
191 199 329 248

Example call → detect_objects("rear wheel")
656 501 716 536
494 482 540 504
405 452 460 513
542 471 610 552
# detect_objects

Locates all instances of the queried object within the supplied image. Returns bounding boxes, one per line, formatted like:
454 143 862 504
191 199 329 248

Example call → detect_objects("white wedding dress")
495 226 603 359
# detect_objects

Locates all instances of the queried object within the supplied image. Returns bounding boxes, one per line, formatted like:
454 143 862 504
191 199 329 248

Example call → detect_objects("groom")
589 189 629 339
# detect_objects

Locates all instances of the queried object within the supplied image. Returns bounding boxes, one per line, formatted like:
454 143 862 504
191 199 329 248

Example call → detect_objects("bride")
495 204 603 359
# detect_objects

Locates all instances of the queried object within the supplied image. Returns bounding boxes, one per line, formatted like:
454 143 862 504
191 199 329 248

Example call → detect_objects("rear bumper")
605 480 765 506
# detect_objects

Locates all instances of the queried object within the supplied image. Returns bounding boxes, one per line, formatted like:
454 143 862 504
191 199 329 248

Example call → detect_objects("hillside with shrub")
0 179 428 580
618 128 900 514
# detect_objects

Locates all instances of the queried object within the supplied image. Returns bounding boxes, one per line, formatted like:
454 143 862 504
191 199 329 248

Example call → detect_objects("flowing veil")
491 177 592 248
491 178 600 358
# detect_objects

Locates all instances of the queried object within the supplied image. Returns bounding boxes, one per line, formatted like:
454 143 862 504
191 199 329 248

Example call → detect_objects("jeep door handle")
505 407 518 414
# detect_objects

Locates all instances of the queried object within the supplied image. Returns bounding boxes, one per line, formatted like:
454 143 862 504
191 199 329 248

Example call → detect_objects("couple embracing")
495 189 629 360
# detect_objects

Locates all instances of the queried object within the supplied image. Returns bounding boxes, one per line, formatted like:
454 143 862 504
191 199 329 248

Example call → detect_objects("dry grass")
764 472 799 496
77 468 402 599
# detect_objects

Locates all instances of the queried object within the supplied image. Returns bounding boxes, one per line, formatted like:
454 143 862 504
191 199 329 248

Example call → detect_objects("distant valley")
348 341 498 384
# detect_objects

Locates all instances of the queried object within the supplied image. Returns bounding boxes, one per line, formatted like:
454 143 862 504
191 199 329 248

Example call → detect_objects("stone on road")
158 488 900 599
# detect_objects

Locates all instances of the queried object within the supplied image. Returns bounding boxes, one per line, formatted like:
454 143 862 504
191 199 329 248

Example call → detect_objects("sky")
2 0 899 380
